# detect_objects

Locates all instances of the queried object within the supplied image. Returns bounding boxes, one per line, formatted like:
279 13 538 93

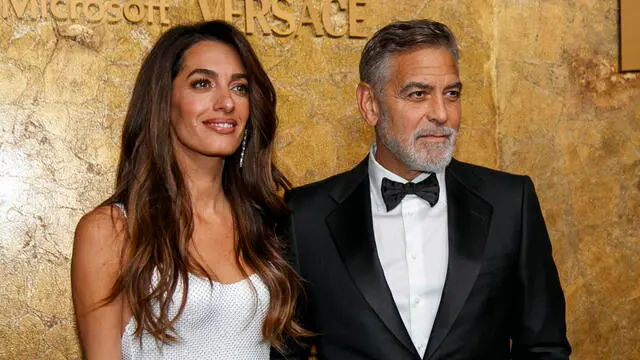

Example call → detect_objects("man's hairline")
366 44 460 98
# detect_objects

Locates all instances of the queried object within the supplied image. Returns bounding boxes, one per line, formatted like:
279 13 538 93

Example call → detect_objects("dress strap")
113 202 128 219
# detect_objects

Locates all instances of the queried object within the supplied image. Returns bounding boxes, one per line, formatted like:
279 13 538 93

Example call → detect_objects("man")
276 20 571 359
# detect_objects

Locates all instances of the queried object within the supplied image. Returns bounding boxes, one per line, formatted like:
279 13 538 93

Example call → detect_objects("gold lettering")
197 0 212 20
0 0 369 30
245 0 270 35
271 0 295 36
348 0 366 38
28 0 36 19
146 0 152 23
224 0 242 24
83 0 104 22
160 0 169 25
40 0 47 18
123 0 144 22
68 0 82 20
105 0 122 23
299 0 323 36
7 0 32 18
50 0 68 19
160 0 169 24
322 0 347 37
146 0 168 24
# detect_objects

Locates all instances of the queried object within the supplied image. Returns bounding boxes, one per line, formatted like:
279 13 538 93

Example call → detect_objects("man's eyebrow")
446 81 463 90
186 68 248 81
399 82 434 93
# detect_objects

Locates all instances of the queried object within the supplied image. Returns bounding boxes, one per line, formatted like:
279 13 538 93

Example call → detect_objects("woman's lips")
202 119 237 134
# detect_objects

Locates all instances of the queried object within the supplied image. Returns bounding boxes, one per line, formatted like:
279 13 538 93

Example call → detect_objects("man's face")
374 46 461 176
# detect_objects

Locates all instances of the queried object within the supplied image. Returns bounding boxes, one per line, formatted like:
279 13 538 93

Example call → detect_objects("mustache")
414 126 457 139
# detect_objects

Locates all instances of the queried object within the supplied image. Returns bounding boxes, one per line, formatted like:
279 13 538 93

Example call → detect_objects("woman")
71 21 305 359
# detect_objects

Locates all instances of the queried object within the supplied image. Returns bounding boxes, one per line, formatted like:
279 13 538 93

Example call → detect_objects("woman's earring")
239 129 248 168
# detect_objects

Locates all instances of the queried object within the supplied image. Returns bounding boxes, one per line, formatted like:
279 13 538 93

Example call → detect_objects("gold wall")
0 0 638 358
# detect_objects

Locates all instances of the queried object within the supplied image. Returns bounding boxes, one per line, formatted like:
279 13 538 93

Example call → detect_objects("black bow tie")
380 174 439 212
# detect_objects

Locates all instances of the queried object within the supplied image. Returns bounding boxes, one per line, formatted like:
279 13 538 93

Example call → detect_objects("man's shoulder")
449 159 531 194
452 159 526 180
286 157 368 207
287 168 356 203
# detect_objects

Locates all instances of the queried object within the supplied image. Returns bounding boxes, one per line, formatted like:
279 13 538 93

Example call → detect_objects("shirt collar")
368 142 447 212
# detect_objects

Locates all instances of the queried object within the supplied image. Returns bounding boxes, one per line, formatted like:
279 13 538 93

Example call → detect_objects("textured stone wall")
0 0 637 359
494 1 640 358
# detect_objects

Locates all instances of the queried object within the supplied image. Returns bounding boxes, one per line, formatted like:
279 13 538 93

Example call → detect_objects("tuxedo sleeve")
270 191 316 360
511 176 571 359
269 335 313 360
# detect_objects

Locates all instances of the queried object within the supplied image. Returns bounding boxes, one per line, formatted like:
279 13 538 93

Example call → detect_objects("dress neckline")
188 272 260 286
112 203 261 287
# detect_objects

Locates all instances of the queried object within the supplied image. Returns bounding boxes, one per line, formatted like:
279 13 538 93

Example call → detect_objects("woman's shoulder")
74 204 128 261
72 205 129 357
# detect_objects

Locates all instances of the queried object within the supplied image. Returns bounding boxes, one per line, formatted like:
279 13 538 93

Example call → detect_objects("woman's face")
170 40 250 161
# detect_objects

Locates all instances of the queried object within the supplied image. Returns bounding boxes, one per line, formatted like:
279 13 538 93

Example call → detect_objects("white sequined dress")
115 205 271 360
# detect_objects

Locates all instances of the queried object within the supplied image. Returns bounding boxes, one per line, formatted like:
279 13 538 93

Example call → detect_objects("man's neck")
373 143 424 181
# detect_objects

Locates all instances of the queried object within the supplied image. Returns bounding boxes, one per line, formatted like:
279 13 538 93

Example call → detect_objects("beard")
376 106 457 174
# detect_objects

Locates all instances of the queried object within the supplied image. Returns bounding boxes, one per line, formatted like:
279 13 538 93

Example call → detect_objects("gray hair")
359 19 459 94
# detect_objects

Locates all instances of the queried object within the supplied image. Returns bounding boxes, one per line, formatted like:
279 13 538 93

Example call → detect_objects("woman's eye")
232 84 249 95
191 78 212 89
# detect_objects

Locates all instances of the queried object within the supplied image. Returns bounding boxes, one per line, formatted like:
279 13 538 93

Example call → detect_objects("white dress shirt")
368 144 449 357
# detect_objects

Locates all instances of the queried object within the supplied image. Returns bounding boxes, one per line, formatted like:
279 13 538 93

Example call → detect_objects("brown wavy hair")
101 20 306 348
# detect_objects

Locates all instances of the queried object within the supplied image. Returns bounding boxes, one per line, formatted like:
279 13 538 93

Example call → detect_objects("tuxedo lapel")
326 157 418 357
425 160 493 359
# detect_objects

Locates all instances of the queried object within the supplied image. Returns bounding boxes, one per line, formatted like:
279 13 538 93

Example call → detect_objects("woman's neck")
174 147 229 217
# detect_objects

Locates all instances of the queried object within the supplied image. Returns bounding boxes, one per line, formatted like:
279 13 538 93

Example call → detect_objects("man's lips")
417 134 450 141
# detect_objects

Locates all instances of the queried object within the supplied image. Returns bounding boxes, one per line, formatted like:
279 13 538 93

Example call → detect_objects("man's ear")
356 82 381 127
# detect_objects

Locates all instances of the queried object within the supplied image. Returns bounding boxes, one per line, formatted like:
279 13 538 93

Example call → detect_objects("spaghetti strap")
113 203 127 219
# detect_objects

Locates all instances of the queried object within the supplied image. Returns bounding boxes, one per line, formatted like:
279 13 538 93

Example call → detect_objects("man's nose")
426 95 448 124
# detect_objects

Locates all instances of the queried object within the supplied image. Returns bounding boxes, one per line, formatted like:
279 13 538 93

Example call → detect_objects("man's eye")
446 90 461 99
408 91 425 99
191 79 212 88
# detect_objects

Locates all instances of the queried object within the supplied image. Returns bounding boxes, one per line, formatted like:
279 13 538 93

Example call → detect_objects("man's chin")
414 153 454 173
420 148 454 161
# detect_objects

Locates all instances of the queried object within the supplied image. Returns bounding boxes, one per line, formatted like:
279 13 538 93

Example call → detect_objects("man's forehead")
388 47 459 79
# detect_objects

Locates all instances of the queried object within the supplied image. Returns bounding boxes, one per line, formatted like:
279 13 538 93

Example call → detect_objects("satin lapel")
326 159 418 357
424 160 493 359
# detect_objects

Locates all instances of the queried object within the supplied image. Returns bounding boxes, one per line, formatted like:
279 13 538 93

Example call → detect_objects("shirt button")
412 297 420 306
410 252 417 260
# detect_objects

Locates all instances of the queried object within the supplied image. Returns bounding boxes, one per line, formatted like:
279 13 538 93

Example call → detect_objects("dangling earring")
239 129 248 168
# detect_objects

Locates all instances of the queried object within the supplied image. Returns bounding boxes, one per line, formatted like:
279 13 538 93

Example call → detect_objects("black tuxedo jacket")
273 158 570 360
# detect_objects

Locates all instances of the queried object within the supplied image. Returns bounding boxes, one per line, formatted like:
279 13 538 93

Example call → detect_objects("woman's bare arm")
71 206 128 359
